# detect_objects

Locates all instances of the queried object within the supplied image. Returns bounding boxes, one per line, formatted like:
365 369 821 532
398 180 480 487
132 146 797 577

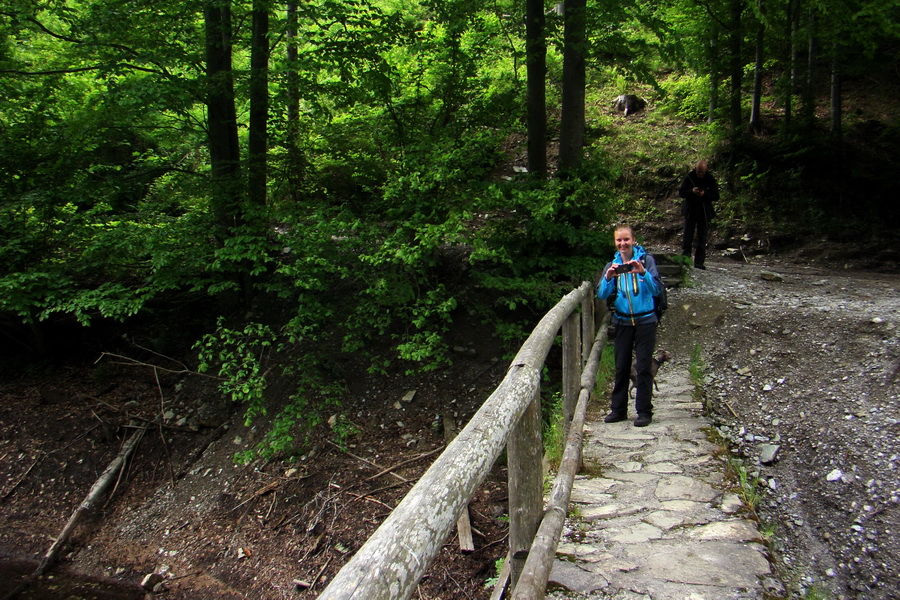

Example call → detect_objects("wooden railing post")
581 291 594 366
512 313 610 600
562 312 580 432
507 386 543 587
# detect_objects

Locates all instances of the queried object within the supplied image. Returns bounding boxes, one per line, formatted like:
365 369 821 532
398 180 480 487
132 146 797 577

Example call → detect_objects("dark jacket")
678 169 719 221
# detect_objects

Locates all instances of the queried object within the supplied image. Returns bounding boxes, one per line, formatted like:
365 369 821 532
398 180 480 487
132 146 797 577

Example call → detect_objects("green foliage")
802 585 831 600
466 173 616 343
195 319 277 425
596 342 617 393
668 254 694 287
484 556 506 589
329 413 361 450
6 0 898 465
658 73 709 122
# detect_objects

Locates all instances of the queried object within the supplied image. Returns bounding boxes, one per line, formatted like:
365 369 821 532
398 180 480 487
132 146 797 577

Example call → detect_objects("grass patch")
543 391 565 471
726 456 763 516
689 342 705 403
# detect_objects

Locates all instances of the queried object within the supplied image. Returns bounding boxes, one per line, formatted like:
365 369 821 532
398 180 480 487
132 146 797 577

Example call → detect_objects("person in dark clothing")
678 160 719 269
596 225 663 427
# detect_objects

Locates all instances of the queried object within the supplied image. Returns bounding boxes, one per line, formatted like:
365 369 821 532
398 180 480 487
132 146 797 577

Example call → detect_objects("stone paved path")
546 367 773 600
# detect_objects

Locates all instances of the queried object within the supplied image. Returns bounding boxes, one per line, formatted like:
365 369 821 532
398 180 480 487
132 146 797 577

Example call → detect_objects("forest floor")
1 195 899 600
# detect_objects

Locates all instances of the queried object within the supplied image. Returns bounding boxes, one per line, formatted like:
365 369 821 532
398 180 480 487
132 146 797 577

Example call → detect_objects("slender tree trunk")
783 0 798 128
204 0 242 235
830 45 842 142
559 0 586 174
525 0 547 176
709 31 720 124
248 0 269 209
728 0 744 132
750 0 764 134
285 0 304 201
802 4 818 126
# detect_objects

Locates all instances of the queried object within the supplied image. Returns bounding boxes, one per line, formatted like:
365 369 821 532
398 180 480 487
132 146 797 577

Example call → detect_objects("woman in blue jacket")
597 225 662 427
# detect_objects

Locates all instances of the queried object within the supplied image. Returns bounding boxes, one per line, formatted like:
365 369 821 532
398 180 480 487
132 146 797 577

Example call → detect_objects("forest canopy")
2 0 898 457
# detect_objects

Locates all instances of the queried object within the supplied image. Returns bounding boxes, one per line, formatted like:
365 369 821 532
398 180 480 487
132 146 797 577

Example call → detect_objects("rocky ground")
1 239 898 600
655 251 900 600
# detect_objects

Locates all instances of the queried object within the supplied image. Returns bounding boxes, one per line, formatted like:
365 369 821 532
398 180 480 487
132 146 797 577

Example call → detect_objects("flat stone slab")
654 475 719 502
633 541 771 588
645 461 682 474
580 503 643 521
644 510 689 530
608 522 664 543
613 461 644 472
548 559 608 594
688 519 762 542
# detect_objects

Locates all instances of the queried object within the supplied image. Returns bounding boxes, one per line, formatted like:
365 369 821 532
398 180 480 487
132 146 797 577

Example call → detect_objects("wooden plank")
489 554 512 600
443 413 474 553
581 292 594 367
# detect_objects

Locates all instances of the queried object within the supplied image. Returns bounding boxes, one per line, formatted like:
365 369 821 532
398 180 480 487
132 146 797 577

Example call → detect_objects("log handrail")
317 280 606 600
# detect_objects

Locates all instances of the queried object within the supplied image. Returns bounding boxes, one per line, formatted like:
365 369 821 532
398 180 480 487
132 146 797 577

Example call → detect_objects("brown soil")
0 306 515 599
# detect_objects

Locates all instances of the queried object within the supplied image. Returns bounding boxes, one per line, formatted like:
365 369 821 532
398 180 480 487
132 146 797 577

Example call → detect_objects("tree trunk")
525 0 547 176
248 0 269 209
728 0 744 131
783 0 799 128
802 4 818 126
830 45 842 142
708 30 720 124
559 0 586 174
204 0 242 236
285 0 304 201
750 0 764 134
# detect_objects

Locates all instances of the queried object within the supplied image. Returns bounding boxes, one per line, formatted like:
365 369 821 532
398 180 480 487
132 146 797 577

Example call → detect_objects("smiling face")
614 226 635 261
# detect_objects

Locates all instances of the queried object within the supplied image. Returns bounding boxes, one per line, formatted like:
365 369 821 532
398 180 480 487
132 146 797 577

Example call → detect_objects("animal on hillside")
630 349 671 396
613 94 647 117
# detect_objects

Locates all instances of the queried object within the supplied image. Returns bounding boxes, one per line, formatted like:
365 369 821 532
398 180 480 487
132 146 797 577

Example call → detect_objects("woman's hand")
631 260 646 275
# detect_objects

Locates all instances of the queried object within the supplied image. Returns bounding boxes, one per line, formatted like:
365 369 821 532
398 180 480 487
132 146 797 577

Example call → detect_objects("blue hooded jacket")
597 244 661 326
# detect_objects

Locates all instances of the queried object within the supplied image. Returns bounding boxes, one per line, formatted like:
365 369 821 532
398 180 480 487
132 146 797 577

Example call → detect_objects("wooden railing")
317 280 609 600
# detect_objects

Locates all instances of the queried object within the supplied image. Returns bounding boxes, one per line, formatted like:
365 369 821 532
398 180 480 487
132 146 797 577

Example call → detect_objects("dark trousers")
610 322 657 417
682 211 709 267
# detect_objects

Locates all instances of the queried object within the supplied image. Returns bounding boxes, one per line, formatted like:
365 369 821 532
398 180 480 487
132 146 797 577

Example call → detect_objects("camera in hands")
614 263 634 274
